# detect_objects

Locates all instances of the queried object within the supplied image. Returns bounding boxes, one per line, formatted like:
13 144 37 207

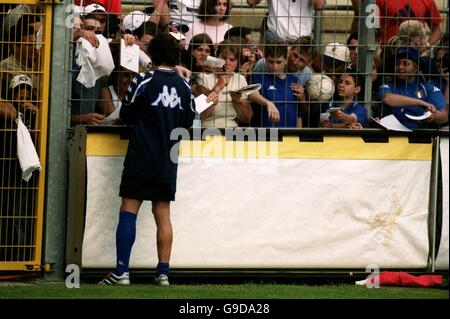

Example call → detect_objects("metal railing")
0 0 52 272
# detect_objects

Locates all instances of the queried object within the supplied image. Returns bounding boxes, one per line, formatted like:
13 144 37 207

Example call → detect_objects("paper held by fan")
404 111 432 121
372 115 412 132
120 39 139 73
102 106 121 125
230 83 262 95
204 56 225 68
194 94 214 114
327 107 341 113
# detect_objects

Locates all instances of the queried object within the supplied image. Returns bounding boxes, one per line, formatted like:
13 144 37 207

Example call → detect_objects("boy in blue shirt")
376 46 447 129
252 36 313 86
321 72 367 128
251 40 303 128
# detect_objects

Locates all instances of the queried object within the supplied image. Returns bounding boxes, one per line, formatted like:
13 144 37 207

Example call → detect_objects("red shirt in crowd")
377 0 442 44
74 0 121 15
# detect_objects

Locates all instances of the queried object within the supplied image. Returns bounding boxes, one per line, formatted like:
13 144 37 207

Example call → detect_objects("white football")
306 73 335 101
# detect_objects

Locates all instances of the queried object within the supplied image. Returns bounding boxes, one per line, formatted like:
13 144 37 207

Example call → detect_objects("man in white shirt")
247 0 325 41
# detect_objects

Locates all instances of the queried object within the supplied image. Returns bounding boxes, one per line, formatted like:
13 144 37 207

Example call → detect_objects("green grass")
0 282 447 299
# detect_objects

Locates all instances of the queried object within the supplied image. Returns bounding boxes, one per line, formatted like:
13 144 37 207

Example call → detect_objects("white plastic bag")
16 113 41 182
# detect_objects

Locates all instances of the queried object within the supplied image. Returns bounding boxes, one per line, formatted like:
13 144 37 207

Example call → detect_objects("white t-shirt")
267 0 314 41
196 72 248 128
108 85 121 110
185 20 233 46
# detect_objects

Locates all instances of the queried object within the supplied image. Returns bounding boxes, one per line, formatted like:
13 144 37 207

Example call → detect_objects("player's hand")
174 65 192 80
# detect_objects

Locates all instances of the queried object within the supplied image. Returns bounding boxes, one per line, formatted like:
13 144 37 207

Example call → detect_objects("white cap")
9 74 33 89
323 43 351 63
123 11 150 32
169 31 186 41
83 3 107 15
73 5 83 16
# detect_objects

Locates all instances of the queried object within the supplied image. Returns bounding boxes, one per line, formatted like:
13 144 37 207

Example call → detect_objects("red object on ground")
368 271 443 287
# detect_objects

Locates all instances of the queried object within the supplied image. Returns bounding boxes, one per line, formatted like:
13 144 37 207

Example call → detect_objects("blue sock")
155 262 170 277
115 211 137 276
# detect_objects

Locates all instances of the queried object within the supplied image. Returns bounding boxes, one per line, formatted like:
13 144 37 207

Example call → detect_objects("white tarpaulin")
82 154 431 269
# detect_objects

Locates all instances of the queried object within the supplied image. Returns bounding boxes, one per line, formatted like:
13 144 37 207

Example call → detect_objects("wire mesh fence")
64 0 448 130
0 0 49 269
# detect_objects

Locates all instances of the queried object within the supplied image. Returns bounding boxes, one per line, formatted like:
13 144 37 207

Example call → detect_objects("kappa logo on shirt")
267 85 277 91
152 85 183 109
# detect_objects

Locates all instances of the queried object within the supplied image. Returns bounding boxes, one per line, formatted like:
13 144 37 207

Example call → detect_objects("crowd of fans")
1 0 448 131
0 0 448 262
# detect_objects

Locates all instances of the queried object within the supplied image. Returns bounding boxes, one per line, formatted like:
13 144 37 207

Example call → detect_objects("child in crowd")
253 36 313 86
251 41 303 128
321 72 367 129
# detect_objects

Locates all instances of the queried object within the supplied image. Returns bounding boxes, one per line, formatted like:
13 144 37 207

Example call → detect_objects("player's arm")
120 74 145 124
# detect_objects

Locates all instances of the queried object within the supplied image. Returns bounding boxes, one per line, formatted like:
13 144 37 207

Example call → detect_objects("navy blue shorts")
119 177 176 201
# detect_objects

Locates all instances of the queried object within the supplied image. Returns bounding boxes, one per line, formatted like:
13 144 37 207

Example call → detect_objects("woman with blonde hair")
397 20 431 55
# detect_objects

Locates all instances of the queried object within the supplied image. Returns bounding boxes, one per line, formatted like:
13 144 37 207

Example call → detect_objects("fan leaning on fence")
376 46 448 129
